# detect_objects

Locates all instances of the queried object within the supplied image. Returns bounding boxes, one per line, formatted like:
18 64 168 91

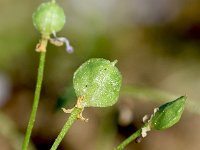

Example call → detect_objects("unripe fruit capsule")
73 58 122 108
151 96 186 130
32 1 65 36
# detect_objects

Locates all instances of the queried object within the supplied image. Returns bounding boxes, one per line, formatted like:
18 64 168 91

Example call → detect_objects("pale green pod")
32 1 65 36
73 58 122 107
151 96 186 130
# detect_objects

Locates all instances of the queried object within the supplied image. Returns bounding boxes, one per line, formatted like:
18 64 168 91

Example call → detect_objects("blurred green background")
0 0 200 150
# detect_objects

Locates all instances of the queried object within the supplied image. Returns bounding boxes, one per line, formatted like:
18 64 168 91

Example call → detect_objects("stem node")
36 35 49 52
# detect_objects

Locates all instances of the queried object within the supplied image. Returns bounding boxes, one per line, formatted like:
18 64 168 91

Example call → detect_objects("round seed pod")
73 58 122 108
32 1 65 36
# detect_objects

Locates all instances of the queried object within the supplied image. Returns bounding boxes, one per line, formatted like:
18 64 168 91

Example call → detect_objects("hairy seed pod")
73 58 122 108
151 96 186 130
32 1 65 36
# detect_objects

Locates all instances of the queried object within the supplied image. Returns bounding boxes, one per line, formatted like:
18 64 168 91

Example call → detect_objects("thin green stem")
121 85 176 103
22 52 46 150
121 85 200 115
50 107 83 150
115 128 142 150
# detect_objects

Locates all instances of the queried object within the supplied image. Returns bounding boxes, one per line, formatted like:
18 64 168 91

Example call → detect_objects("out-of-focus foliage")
1 0 200 150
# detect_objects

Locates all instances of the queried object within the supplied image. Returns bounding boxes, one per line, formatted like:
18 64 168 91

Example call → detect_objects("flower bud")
73 58 122 108
151 96 186 130
32 1 65 36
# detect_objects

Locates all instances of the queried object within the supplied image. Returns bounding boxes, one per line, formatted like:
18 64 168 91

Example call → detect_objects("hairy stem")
115 128 142 150
50 107 82 150
22 52 46 150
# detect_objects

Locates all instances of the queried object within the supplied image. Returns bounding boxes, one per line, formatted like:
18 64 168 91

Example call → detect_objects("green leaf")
73 58 122 107
151 96 186 130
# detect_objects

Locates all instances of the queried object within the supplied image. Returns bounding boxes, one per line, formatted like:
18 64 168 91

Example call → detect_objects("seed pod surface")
32 2 65 35
73 58 122 107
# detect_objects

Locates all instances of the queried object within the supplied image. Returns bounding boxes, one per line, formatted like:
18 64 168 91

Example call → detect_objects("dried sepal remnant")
141 125 151 138
73 58 122 108
142 115 150 123
142 108 159 125
62 96 88 122
35 35 49 52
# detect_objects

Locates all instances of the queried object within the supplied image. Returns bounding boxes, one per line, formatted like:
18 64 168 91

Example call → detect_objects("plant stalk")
121 85 200 115
115 128 142 150
22 52 46 150
50 107 82 150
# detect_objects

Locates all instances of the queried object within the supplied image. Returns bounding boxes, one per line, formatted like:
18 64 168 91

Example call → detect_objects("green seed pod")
73 58 122 108
32 1 65 36
151 96 186 130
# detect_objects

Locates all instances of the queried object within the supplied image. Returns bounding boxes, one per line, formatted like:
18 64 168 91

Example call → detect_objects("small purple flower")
56 37 74 53
50 32 74 53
